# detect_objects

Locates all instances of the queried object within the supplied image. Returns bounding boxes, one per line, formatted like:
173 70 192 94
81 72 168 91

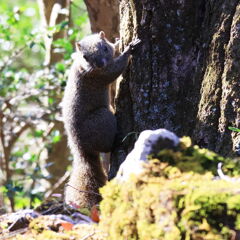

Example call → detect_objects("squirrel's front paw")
129 38 142 54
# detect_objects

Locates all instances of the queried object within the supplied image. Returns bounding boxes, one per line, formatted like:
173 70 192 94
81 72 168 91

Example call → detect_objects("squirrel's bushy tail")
65 151 106 207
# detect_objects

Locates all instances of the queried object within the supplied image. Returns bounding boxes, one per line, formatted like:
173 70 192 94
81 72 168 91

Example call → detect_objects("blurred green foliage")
0 0 43 70
0 0 89 211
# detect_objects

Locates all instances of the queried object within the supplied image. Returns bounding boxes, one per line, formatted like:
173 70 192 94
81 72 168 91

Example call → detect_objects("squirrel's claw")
129 38 142 53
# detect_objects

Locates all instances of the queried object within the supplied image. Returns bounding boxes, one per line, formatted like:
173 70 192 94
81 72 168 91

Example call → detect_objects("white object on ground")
116 128 179 181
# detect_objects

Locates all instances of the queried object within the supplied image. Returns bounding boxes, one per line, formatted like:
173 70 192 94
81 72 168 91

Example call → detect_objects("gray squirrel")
62 31 141 207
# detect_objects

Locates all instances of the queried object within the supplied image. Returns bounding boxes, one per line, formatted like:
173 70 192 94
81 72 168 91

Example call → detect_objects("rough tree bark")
109 0 240 178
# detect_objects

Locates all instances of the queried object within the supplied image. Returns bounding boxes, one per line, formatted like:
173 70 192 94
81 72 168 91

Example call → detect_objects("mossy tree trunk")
109 0 240 178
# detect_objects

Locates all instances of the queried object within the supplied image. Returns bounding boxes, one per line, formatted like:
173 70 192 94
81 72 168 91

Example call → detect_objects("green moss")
16 230 72 240
151 136 240 176
99 137 240 239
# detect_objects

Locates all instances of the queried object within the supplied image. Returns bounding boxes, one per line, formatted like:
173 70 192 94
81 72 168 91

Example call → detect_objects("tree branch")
7 123 32 153
0 111 6 172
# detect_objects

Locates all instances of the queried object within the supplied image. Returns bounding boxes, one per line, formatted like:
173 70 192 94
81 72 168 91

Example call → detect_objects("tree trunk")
37 0 70 188
109 0 240 178
84 0 119 41
38 0 71 65
46 122 70 187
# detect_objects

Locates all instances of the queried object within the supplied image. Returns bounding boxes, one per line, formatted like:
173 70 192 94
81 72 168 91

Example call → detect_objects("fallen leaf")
61 221 73 231
90 205 100 223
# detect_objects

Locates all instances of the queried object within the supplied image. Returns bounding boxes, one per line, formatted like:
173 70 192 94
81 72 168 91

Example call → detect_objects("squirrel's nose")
95 57 107 68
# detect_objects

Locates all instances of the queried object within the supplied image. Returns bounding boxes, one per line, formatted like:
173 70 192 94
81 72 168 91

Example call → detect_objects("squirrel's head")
75 31 115 69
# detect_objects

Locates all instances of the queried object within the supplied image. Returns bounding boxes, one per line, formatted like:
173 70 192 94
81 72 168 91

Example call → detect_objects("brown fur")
62 31 140 207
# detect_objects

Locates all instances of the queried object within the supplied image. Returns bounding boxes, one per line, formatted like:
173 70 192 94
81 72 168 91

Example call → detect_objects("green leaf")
29 154 37 163
55 62 65 72
39 42 46 50
228 127 240 132
34 129 44 137
14 196 30 209
60 20 69 30
51 130 61 143
0 186 8 193
29 41 35 49
52 135 61 143
48 97 53 105
31 197 42 208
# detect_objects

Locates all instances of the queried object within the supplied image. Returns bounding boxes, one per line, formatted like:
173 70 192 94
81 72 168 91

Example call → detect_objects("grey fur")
62 32 141 207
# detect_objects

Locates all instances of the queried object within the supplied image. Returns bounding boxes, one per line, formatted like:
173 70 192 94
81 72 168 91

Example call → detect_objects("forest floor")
0 199 105 240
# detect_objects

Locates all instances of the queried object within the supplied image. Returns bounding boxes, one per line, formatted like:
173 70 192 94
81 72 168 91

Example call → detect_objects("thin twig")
65 184 101 196
80 232 96 240
0 227 28 240
0 46 26 72
0 109 31 211
0 111 6 171
0 107 15 211
8 123 31 151
45 170 70 199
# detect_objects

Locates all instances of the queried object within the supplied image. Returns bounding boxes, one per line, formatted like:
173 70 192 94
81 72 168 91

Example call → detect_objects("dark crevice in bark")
176 0 206 138
109 70 135 180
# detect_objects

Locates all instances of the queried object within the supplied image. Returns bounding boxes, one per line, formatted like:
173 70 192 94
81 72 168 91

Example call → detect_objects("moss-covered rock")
99 137 240 239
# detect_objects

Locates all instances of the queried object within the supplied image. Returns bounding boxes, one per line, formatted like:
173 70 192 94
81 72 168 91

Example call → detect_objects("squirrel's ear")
99 31 105 39
75 42 81 52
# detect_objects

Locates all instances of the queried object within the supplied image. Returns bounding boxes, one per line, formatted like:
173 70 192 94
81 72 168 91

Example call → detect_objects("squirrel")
62 31 141 207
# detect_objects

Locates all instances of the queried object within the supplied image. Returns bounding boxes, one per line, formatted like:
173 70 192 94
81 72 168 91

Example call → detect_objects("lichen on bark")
110 0 240 177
